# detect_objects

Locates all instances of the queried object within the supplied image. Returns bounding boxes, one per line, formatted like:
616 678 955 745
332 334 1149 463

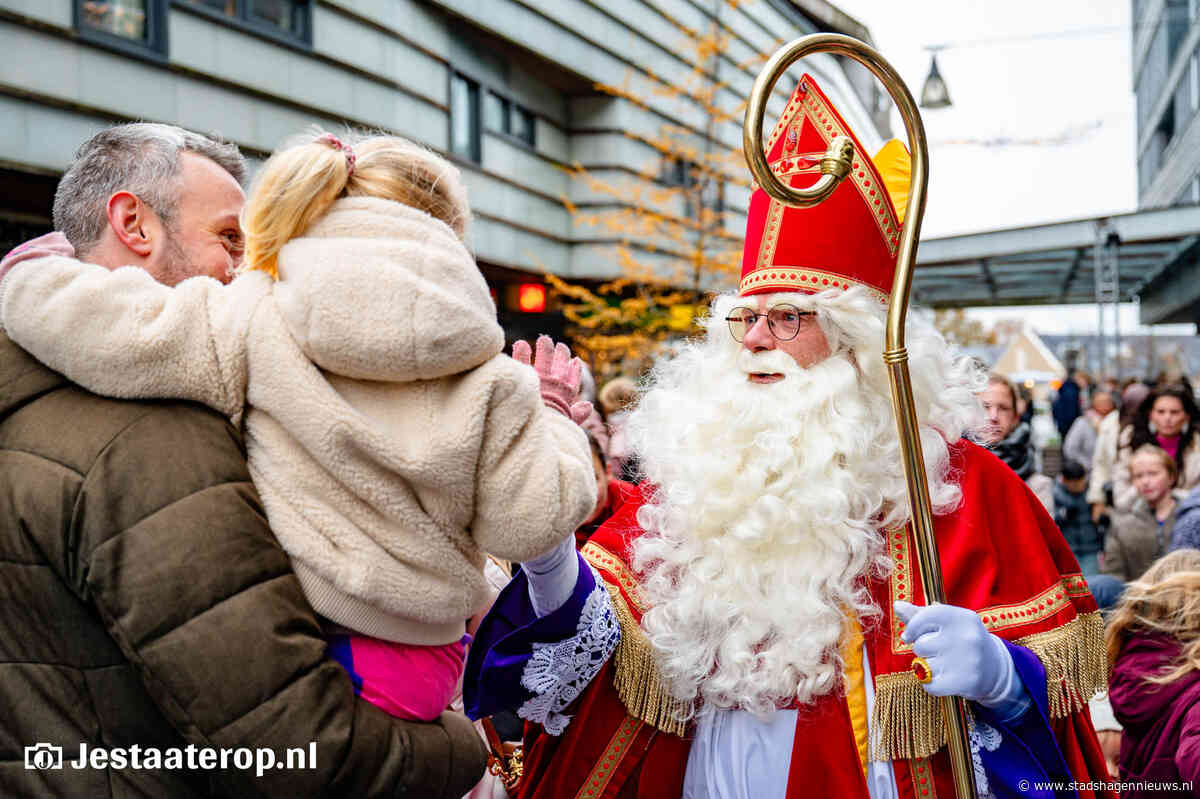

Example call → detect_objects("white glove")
895 601 1031 722
524 535 580 618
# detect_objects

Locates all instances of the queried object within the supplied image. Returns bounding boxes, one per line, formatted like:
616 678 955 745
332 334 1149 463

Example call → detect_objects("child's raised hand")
512 335 593 423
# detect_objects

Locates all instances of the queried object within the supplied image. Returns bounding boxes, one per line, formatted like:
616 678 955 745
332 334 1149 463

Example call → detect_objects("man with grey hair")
0 123 485 798
44 122 246 284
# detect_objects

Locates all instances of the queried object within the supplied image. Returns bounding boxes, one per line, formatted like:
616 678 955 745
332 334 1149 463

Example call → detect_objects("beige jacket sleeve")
0 256 259 421
471 356 597 563
1111 426 1138 512
1087 412 1119 504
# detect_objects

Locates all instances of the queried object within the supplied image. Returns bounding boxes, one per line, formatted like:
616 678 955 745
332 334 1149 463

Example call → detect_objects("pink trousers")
327 633 467 721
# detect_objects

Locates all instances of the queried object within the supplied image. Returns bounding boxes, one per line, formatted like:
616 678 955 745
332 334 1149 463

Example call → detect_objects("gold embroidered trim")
581 542 648 614
870 611 1108 760
762 89 805 158
755 197 786 271
738 266 888 304
888 526 1097 652
574 714 643 799
602 580 690 736
909 757 938 799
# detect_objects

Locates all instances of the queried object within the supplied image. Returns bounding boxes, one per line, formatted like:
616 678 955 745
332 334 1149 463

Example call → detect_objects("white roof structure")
913 205 1200 325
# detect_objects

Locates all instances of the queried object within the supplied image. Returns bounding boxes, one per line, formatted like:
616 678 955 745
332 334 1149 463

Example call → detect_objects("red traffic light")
517 283 547 313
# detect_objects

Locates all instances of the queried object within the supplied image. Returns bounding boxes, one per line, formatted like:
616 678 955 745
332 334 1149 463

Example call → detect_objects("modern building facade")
0 0 886 340
1133 0 1200 208
1126 0 1200 325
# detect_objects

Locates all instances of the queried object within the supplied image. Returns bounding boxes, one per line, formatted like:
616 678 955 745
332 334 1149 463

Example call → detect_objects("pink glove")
0 232 75 283
512 335 593 424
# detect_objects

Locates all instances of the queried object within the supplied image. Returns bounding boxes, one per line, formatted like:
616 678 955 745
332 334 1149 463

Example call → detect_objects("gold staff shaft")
744 33 978 799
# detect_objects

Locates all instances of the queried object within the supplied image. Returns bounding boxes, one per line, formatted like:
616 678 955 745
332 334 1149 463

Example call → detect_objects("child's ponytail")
344 136 469 241
241 129 356 278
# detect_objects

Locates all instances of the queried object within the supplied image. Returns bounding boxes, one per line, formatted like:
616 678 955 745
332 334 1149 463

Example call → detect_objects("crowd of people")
3 73 1199 799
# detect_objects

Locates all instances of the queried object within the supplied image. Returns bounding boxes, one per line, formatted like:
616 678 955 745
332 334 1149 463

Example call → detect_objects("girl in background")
1104 445 1187 583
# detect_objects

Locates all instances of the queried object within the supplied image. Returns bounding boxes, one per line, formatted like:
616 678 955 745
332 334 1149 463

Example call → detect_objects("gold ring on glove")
911 656 933 685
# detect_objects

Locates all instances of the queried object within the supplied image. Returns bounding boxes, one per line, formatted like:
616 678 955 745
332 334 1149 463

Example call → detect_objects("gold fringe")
1016 610 1109 719
870 672 946 761
870 610 1109 761
601 581 690 736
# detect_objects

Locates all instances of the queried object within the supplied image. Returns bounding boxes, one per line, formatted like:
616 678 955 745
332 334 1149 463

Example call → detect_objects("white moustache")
736 348 801 377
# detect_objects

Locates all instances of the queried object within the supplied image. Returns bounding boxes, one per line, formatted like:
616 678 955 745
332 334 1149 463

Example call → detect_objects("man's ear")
105 191 156 257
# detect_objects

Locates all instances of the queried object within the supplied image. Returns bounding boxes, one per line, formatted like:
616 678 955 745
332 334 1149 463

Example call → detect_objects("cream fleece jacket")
0 196 596 645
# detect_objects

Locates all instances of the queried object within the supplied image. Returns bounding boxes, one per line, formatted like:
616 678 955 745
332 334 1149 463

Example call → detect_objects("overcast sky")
821 0 1191 334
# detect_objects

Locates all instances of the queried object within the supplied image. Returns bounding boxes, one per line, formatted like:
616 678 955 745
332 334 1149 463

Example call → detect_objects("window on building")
700 177 725 216
1159 98 1177 148
661 157 691 188
76 0 167 56
177 0 311 44
451 74 482 163
661 157 724 220
484 91 509 135
510 106 535 146
1168 0 1189 62
482 89 536 148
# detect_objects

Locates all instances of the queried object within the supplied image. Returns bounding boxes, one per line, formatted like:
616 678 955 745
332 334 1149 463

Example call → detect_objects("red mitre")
740 73 901 303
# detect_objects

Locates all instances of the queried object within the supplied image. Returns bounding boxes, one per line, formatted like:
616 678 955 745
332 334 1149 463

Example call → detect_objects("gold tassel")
602 581 690 736
871 672 945 761
870 610 1108 760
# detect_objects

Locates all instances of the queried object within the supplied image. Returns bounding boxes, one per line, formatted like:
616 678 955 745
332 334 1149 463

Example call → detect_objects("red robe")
513 440 1114 799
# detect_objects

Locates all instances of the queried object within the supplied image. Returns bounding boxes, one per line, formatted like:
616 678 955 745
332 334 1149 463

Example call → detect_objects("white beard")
625 290 983 720
629 351 894 718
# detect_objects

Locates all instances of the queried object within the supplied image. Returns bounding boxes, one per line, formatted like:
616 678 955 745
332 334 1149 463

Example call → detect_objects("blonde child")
1105 548 1200 790
1102 444 1187 582
0 131 596 720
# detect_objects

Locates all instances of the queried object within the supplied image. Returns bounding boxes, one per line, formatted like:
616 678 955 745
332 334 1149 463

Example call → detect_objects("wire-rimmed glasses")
725 303 812 342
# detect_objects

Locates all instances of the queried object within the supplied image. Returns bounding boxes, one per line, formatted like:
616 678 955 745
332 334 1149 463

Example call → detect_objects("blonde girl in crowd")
1103 445 1188 583
0 130 596 720
1106 548 1200 793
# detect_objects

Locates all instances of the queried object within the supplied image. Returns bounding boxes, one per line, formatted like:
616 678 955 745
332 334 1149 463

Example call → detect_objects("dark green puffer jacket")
0 333 486 798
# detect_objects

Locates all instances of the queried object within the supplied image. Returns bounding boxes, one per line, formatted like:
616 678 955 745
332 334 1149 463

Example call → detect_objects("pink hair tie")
317 133 356 177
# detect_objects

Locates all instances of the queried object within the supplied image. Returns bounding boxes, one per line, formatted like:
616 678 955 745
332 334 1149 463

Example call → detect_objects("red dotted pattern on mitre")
740 73 901 302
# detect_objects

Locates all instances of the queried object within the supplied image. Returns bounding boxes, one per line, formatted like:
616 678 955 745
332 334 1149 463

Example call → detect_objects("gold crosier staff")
743 35 979 799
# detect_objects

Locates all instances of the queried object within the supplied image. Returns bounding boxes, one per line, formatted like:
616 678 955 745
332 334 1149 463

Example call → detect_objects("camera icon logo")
25 743 63 770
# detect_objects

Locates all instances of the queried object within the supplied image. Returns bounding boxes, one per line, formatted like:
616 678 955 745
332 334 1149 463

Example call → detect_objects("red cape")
515 440 1114 799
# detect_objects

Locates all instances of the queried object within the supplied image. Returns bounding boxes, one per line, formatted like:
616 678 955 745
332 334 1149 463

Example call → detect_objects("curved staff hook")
744 33 978 799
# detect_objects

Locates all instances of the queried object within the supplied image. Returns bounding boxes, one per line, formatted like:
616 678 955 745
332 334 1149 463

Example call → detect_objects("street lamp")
920 51 951 109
